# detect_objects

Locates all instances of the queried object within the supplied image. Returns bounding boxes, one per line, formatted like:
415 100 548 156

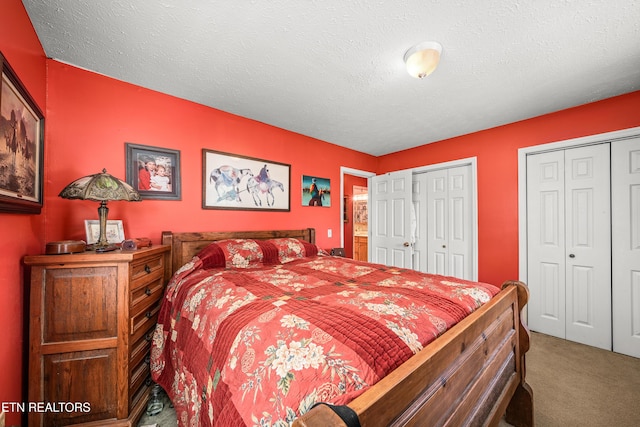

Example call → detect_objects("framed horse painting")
202 149 291 211
0 51 45 214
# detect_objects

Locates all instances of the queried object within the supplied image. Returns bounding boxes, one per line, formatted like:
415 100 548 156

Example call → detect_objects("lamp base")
91 244 120 253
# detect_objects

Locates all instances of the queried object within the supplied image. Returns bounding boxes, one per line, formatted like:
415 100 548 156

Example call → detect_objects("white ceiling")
22 0 640 156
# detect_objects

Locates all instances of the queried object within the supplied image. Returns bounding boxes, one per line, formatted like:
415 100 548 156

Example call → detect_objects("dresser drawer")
130 254 165 291
130 350 151 400
130 298 161 336
130 324 154 368
130 276 165 313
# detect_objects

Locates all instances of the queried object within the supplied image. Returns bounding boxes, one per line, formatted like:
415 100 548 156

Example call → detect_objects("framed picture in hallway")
0 51 45 214
202 149 291 211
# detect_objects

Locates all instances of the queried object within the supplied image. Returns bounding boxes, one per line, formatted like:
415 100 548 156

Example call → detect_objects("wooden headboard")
161 228 316 276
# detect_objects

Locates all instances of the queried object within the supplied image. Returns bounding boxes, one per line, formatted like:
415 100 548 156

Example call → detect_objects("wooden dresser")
24 245 170 426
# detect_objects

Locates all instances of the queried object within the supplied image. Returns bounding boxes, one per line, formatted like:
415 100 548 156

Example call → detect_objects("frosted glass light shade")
404 41 442 79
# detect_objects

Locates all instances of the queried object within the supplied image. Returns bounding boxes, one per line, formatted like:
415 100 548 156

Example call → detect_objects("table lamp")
59 168 141 250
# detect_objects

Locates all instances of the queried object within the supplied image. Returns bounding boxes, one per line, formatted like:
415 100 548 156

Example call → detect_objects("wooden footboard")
292 280 533 427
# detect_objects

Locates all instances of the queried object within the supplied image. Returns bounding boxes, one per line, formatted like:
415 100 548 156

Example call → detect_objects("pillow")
215 239 267 268
197 239 268 269
266 238 320 263
196 237 323 269
196 241 226 269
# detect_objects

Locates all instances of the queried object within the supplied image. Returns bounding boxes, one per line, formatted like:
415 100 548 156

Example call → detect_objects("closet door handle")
569 254 575 258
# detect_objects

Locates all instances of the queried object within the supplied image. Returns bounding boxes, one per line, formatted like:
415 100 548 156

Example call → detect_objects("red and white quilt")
150 238 500 426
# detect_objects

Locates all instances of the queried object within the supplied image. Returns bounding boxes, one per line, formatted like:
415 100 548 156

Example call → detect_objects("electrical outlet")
327 229 332 238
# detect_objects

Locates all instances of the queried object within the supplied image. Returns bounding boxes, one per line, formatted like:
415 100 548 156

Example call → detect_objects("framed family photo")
0 51 45 214
125 143 181 200
202 149 291 211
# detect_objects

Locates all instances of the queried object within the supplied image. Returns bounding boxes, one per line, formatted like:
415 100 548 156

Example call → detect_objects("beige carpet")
138 332 640 426
525 331 640 427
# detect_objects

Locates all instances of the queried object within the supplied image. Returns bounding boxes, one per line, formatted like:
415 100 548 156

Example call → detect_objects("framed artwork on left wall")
0 51 45 214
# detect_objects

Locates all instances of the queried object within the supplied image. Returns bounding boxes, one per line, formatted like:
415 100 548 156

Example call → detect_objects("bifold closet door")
612 137 640 358
527 143 611 350
425 165 472 280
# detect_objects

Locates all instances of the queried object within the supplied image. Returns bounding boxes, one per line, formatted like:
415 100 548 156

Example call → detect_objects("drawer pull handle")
145 311 153 319
145 378 153 387
145 355 151 365
145 287 152 296
145 332 154 342
144 265 151 274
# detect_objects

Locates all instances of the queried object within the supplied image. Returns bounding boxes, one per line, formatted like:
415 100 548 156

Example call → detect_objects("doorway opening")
340 167 375 259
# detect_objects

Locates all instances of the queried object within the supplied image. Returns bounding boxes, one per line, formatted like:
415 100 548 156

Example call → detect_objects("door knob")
403 242 410 247
569 254 575 258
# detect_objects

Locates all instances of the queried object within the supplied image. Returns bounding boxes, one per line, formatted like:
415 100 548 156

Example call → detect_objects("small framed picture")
84 220 125 244
302 175 331 207
125 143 181 200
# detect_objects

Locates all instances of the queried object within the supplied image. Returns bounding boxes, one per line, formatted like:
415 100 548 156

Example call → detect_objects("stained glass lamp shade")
59 169 141 248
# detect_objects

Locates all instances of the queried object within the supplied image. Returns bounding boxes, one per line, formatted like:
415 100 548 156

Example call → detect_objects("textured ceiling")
22 0 640 156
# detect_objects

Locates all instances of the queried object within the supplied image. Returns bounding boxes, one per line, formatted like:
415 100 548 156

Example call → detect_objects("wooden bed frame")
161 228 533 427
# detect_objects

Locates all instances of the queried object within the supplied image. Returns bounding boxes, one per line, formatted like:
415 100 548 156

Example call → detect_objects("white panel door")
527 150 567 339
447 165 473 279
370 170 413 268
424 165 473 280
612 137 640 358
564 145 611 349
412 174 428 272
527 144 611 350
426 168 448 275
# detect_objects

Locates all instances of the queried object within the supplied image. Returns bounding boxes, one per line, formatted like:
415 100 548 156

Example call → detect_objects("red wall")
0 1 47 425
44 61 378 249
378 91 640 286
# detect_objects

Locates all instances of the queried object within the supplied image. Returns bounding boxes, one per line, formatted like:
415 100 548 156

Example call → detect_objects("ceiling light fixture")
404 41 442 79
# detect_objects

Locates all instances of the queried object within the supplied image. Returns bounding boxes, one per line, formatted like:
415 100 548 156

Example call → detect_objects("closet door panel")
448 166 472 280
527 150 567 339
425 165 473 280
412 175 428 272
613 137 640 357
564 144 611 350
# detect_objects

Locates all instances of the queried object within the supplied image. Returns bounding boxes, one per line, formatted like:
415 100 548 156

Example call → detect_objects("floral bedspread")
150 238 500 427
